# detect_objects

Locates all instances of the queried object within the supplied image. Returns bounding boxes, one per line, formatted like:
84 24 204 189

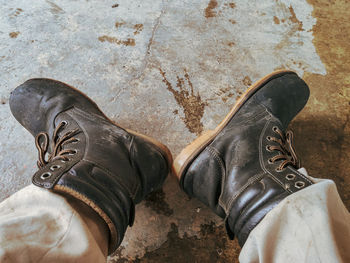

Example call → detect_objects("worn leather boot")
9 79 173 254
174 70 313 246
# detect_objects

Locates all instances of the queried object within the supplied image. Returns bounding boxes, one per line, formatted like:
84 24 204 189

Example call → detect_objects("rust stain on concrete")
115 21 126 28
159 68 207 135
242 76 252 86
205 0 218 18
10 8 23 17
291 0 350 209
224 2 236 9
215 87 235 103
98 35 135 46
133 24 144 35
273 16 280 24
273 5 303 30
46 0 64 14
9 32 20 38
112 223 240 262
228 3 236 9
229 19 236 24
274 4 304 50
288 6 303 31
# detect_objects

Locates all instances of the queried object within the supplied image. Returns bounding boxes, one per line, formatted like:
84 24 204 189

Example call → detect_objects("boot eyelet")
295 181 305 189
72 139 80 144
50 165 61 171
40 172 52 180
286 174 296 180
68 150 77 156
266 136 272 141
61 158 69 163
266 145 272 152
61 121 68 126
268 158 274 164
275 167 284 172
272 126 278 133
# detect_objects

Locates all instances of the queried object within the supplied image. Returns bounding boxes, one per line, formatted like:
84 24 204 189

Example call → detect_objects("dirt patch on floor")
159 68 207 135
274 2 305 51
9 32 20 38
242 76 252 86
205 0 218 18
291 0 350 209
133 24 144 35
110 223 240 263
98 35 135 46
144 189 173 217
288 6 303 31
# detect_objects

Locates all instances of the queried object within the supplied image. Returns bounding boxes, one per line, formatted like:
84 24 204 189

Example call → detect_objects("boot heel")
174 130 215 181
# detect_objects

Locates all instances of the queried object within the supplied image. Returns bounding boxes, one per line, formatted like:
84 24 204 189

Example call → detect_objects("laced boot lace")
35 121 80 168
266 126 300 171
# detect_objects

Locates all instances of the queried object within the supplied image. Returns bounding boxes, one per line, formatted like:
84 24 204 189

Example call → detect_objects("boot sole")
173 70 296 185
34 80 174 178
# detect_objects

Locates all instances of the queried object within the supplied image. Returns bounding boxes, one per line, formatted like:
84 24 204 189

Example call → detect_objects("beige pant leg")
240 169 350 263
0 185 108 263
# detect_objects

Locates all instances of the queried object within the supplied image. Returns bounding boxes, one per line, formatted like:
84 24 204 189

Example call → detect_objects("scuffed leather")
10 79 170 254
182 72 313 246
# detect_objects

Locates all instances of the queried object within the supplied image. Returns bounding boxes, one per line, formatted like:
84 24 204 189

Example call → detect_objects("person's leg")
240 172 350 263
0 185 108 262
3 78 173 260
174 70 350 262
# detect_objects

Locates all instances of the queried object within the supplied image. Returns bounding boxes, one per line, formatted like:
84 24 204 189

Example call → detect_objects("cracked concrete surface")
0 0 349 262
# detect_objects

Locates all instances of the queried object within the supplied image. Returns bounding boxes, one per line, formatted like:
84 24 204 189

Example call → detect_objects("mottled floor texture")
0 0 349 262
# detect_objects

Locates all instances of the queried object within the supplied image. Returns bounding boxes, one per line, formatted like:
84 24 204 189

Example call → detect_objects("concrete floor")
0 0 349 262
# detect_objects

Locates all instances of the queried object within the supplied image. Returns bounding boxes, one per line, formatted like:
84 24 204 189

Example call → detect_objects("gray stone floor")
1 0 349 262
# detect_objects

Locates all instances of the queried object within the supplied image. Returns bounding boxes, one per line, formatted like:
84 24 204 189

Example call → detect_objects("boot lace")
35 121 80 168
266 126 300 171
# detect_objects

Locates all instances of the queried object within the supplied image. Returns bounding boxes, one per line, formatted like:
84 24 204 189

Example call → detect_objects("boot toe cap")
10 78 103 135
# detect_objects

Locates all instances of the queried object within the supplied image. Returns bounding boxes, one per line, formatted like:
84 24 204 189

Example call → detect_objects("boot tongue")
283 130 300 169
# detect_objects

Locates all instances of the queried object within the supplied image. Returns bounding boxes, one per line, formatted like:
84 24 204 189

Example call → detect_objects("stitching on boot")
128 135 142 198
207 146 226 210
285 166 313 185
224 172 265 215
32 157 80 188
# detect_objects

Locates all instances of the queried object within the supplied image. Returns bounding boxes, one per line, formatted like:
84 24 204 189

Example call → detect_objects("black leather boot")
9 79 173 254
174 70 313 246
